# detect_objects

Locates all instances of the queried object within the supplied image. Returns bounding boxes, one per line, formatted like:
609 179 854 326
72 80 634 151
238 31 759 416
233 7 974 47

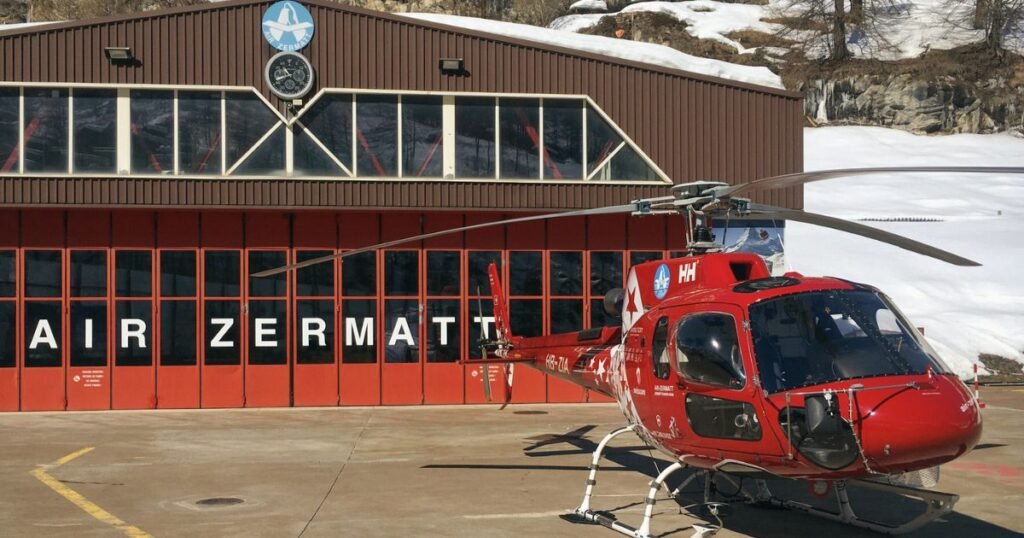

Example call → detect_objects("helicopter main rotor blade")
714 166 1024 199
746 203 981 267
251 203 645 278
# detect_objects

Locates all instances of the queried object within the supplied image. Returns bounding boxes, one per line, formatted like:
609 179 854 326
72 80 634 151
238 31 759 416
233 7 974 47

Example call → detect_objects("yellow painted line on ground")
30 447 152 538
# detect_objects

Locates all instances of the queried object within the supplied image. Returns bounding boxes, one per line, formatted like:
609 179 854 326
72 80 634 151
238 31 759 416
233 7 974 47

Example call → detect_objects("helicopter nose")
857 376 982 472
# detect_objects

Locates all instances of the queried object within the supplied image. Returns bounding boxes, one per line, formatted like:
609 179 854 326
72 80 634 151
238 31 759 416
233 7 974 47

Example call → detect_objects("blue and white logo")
653 264 671 299
262 1 315 52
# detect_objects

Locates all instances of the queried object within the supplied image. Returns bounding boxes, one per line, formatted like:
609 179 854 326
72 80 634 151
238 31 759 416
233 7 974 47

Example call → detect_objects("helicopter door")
672 304 778 456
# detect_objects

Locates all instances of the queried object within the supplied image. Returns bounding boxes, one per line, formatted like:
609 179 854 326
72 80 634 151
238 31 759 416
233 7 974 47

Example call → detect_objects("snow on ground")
550 0 1023 60
401 13 784 89
789 126 1024 376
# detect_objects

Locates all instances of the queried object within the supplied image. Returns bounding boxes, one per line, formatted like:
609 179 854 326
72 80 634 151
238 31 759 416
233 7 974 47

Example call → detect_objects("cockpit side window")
673 313 746 389
652 316 670 380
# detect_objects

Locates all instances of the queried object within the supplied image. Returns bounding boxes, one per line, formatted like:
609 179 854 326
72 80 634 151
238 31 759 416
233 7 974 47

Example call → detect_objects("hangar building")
0 0 803 411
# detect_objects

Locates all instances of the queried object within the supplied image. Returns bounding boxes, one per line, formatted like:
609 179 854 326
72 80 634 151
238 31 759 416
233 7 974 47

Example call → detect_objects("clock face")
265 51 314 99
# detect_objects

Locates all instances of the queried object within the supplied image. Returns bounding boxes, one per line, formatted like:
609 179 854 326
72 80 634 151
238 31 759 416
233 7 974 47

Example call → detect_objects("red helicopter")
255 166 1023 537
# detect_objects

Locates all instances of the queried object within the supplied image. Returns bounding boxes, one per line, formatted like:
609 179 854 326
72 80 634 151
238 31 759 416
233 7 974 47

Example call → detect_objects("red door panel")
21 212 66 411
294 363 337 407
424 363 462 404
66 212 112 411
158 366 199 409
510 365 546 403
201 212 245 408
293 214 339 407
203 365 244 408
588 214 627 250
0 212 18 411
381 214 423 406
246 214 291 408
628 214 667 251
340 363 379 405
464 363 508 404
156 213 201 409
382 363 422 405
339 213 380 406
112 213 156 410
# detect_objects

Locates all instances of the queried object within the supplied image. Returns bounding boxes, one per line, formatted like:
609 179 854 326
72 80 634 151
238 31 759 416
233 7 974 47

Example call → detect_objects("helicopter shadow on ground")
423 424 1022 538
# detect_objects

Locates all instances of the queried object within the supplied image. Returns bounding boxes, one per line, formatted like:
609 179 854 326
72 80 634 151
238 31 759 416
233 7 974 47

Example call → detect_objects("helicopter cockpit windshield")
749 290 951 394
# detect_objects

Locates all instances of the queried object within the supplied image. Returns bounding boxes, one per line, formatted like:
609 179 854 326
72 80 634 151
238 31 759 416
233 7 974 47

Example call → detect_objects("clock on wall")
265 51 315 100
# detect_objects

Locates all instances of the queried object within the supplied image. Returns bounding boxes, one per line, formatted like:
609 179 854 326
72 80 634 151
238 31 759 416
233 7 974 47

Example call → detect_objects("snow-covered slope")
789 127 1024 376
401 13 784 89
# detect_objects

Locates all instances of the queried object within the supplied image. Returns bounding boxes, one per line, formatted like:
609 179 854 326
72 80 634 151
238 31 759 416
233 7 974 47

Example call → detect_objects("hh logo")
678 262 697 284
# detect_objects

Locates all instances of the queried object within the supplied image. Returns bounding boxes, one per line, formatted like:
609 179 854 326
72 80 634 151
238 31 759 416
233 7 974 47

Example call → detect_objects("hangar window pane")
130 90 173 174
204 300 240 365
509 251 542 296
455 97 495 179
594 145 660 182
342 251 376 297
297 300 334 364
232 126 285 176
550 251 583 296
204 251 240 297
297 93 352 173
356 94 398 177
0 302 13 368
226 92 279 169
591 299 617 328
426 251 460 296
0 250 16 297
510 299 543 337
402 95 443 178
160 300 197 366
631 251 663 267
296 251 334 297
468 298 493 359
248 300 287 365
115 300 152 366
73 89 116 173
0 88 17 173
342 299 376 363
23 88 69 173
543 100 583 180
468 251 501 297
586 106 622 175
178 91 222 175
384 299 419 363
590 251 623 296
25 301 61 367
551 299 583 334
426 299 460 363
294 124 344 176
384 251 418 296
499 98 540 180
71 301 107 367
160 251 197 298
71 250 107 297
249 251 288 297
25 250 61 298
116 251 152 297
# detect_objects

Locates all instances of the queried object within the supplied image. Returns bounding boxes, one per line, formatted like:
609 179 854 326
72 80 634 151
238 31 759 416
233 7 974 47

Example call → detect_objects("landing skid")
563 426 959 537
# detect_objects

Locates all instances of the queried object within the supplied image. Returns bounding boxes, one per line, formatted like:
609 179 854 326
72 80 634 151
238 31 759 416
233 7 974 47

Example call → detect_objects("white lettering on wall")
345 317 373 347
210 318 234 348
432 316 455 345
254 318 277 348
302 317 327 347
473 316 495 339
29 320 58 350
120 319 147 349
388 317 415 346
84 318 94 349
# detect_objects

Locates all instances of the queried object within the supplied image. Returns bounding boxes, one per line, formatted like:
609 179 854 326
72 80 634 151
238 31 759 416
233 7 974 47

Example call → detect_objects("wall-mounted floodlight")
438 58 465 75
104 46 134 63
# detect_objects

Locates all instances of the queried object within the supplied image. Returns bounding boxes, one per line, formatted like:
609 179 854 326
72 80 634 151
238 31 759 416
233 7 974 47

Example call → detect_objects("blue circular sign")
262 1 315 52
653 264 671 299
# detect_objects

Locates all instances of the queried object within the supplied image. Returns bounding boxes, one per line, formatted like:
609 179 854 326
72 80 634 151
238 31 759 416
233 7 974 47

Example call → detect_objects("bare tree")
973 0 1024 52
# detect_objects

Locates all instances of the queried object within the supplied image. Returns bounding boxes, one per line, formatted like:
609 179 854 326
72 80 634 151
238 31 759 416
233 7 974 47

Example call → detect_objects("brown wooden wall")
0 0 804 210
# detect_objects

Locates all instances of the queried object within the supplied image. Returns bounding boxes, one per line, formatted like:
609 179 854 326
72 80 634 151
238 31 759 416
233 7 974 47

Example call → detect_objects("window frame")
672 310 747 391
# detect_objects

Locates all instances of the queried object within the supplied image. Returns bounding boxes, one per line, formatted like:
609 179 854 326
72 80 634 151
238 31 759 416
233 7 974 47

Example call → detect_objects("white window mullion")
220 91 227 174
351 95 358 178
285 124 294 177
116 88 131 175
67 88 74 174
581 101 588 181
396 95 403 178
442 95 455 179
493 97 499 180
18 87 24 174
172 90 179 175
538 99 544 181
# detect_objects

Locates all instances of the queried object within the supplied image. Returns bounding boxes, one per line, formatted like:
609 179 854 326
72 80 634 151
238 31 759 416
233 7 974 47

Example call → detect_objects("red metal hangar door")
381 213 423 406
21 211 66 411
464 214 507 405
586 214 627 404
548 216 587 403
67 211 112 411
112 212 157 410
0 212 18 411
292 213 338 407
245 213 291 408
201 213 245 408
156 213 201 409
423 213 464 405
506 218 548 404
339 213 380 406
